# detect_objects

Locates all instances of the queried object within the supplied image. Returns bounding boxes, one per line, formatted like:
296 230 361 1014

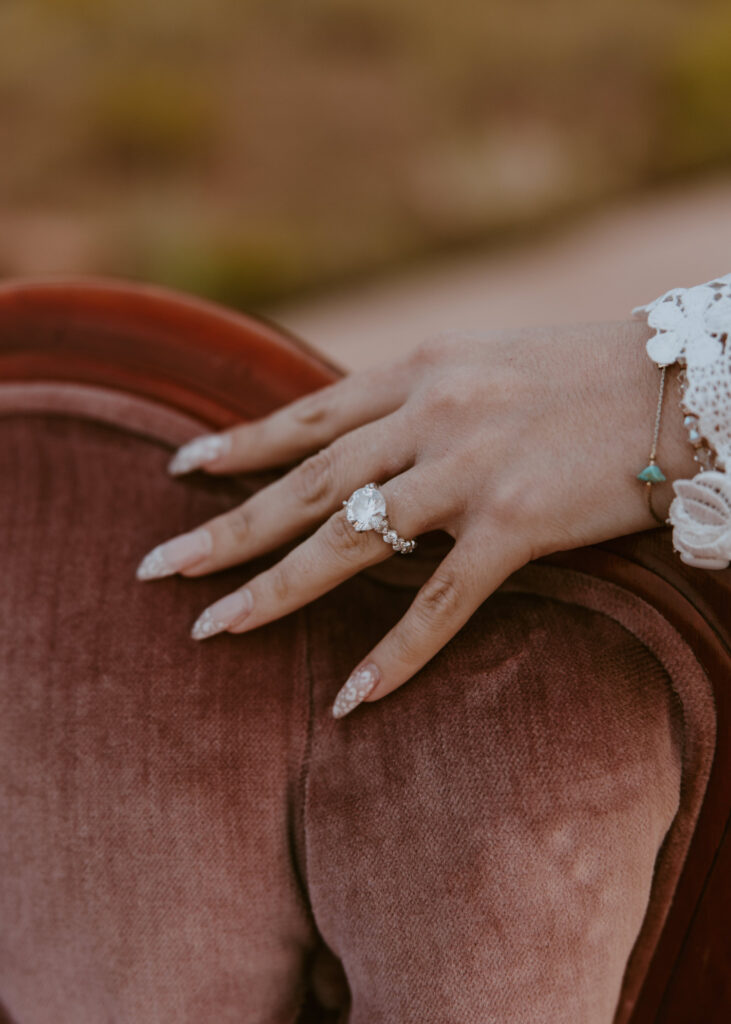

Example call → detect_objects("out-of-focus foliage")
0 0 729 307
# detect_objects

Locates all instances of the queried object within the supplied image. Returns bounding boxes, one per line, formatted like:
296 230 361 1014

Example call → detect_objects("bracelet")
637 363 669 525
633 273 731 570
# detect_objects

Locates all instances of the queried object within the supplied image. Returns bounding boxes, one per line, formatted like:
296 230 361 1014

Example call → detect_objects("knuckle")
412 330 458 367
291 448 336 507
412 330 480 372
221 503 250 544
415 572 461 624
323 511 366 562
291 386 335 426
421 374 475 416
488 474 532 529
267 563 292 605
482 480 540 563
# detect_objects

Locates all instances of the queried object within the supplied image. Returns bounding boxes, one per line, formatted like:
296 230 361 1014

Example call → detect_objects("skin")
137 319 697 712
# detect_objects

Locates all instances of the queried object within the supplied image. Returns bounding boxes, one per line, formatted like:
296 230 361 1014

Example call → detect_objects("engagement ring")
343 483 417 554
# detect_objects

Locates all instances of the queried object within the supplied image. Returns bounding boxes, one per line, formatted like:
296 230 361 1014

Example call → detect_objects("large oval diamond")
345 484 386 531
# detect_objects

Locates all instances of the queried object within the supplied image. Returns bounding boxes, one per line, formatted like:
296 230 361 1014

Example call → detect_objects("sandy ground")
273 175 731 371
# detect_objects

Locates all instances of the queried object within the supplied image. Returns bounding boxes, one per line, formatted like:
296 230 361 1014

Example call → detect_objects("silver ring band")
343 482 417 554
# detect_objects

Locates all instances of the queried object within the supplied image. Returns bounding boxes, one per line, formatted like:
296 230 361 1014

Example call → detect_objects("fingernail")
332 663 381 719
168 433 232 476
191 588 253 640
136 528 213 580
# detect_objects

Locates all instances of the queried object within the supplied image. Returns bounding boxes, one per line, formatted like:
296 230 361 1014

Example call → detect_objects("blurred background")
1 0 729 367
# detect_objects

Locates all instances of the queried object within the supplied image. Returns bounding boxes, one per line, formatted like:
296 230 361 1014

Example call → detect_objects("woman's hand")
136 319 697 718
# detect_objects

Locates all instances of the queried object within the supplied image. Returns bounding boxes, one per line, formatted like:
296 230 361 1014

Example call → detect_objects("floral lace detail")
634 272 731 570
634 275 731 367
668 471 731 569
634 272 731 472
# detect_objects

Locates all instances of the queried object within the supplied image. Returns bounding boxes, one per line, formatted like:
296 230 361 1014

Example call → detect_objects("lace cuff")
633 273 731 569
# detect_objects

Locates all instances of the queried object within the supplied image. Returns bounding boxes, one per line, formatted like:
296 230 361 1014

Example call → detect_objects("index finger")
167 364 410 476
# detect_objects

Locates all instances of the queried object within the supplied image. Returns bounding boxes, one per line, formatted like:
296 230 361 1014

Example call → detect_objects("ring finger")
187 469 450 640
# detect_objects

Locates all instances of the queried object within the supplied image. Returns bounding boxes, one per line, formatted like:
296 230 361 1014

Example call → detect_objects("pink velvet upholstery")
0 281 726 1022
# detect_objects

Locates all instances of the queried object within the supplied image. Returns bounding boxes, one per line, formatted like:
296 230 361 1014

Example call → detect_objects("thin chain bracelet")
637 363 669 525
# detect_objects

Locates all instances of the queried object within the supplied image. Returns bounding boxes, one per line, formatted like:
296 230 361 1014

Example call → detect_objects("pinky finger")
332 536 517 719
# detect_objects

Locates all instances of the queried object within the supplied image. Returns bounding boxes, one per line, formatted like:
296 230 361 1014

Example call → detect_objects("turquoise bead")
637 464 666 483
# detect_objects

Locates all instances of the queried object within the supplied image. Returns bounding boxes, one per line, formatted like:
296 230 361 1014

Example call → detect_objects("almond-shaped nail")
136 528 213 580
191 588 253 640
332 663 381 719
168 433 232 476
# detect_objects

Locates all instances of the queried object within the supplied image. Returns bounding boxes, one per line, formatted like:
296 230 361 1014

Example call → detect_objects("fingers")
137 411 414 580
167 366 410 476
331 535 517 718
187 469 448 640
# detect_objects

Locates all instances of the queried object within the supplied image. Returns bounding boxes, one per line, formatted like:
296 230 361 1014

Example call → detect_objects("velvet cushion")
0 383 716 1023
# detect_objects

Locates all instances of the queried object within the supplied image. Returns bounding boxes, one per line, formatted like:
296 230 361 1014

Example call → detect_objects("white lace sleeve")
633 273 731 569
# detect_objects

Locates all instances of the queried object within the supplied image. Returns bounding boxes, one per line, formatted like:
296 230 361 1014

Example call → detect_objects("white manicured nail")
136 528 213 580
332 663 381 719
168 433 232 476
191 588 253 640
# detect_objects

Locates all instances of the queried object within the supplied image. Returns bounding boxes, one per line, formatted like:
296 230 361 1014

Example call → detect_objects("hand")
136 319 697 718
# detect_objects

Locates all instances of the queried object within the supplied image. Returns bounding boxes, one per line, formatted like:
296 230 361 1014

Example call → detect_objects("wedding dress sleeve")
633 273 731 569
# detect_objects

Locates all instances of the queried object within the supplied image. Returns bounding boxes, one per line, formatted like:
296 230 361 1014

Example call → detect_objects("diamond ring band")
343 483 417 554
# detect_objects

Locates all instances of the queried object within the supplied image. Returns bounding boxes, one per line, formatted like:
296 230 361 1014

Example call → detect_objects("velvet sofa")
0 279 728 1023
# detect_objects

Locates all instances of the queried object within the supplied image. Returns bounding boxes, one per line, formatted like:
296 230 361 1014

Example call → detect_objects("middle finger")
136 411 413 580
